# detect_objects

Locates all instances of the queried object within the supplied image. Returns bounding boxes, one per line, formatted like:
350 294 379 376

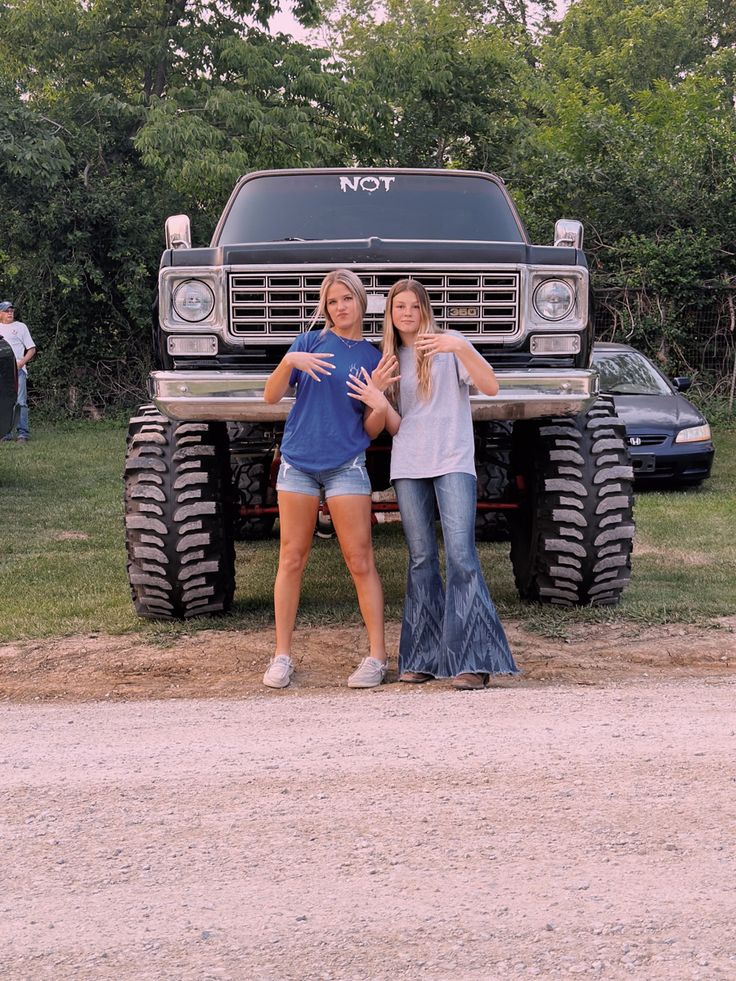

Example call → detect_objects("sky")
267 8 308 37
267 1 570 41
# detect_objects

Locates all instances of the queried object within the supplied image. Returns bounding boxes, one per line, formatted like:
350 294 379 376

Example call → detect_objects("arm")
414 333 499 396
18 346 36 371
382 401 402 437
363 404 387 440
263 357 294 404
263 348 334 404
359 391 402 439
347 354 402 437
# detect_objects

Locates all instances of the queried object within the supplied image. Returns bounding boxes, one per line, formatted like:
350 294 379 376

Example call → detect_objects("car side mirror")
672 376 691 392
165 214 191 250
554 219 584 250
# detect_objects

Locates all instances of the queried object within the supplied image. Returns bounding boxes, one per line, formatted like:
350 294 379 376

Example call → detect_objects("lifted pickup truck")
124 168 634 619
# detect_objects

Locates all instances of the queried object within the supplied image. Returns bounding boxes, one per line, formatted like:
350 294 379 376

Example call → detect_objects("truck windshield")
215 172 526 245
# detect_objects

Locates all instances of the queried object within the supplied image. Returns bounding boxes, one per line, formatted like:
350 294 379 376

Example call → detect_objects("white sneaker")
347 657 387 689
263 654 294 689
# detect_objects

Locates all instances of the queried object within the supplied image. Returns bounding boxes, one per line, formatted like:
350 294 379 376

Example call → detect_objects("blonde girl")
348 279 517 689
262 269 398 690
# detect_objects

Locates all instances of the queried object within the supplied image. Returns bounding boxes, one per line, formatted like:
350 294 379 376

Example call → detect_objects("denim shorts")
276 453 371 498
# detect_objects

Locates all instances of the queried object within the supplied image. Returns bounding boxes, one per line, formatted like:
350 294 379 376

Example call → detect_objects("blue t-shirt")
279 329 381 473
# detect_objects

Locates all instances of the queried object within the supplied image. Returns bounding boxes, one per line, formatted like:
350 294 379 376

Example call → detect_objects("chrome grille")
229 268 520 339
629 434 668 447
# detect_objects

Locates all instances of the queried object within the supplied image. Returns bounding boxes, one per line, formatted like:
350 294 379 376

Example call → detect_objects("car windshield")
592 350 672 396
215 173 526 244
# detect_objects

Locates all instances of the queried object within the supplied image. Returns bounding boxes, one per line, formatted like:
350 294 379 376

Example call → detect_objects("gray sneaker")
347 656 387 689
263 654 294 689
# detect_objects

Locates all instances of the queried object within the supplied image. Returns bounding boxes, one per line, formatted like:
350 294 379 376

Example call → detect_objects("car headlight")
172 280 215 322
532 279 575 321
675 424 711 444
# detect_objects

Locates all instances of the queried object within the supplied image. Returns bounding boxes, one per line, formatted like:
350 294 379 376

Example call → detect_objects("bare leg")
274 491 320 655
328 494 387 662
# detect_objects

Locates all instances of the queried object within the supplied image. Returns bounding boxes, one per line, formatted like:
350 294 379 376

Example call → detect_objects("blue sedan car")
591 342 715 486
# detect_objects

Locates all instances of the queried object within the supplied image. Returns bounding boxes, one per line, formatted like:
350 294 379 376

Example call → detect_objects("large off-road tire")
475 421 513 542
509 397 634 607
124 404 236 619
230 458 277 540
227 422 278 541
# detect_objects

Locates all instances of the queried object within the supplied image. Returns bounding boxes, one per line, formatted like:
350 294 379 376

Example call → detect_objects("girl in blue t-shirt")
262 269 399 691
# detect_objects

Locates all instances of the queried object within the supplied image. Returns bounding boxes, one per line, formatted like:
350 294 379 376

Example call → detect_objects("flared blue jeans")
394 472 518 678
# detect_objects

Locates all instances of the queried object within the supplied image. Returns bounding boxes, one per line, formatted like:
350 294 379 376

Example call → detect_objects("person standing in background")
0 301 36 443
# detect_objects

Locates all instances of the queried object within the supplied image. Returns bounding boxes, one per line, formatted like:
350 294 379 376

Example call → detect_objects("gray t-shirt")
390 333 476 480
0 320 35 375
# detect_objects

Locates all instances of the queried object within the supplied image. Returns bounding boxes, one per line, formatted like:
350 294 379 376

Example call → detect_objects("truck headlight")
533 280 575 321
675 424 711 444
172 280 215 322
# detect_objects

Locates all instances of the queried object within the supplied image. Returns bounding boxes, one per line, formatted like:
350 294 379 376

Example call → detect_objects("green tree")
136 31 349 216
543 0 713 107
520 2 736 261
0 0 348 412
332 0 537 171
514 0 736 366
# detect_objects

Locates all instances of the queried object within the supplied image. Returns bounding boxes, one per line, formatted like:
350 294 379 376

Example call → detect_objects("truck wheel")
230 458 277 540
475 422 512 542
124 404 236 619
509 397 634 607
227 423 278 541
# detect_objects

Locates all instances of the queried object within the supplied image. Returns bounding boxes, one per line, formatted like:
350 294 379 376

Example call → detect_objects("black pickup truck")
124 168 634 619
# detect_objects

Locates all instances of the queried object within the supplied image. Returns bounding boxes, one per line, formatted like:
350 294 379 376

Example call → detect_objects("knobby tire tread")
509 397 635 607
124 404 236 619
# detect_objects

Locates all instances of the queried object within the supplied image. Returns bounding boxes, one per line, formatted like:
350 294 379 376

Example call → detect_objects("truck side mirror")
554 219 584 250
165 214 192 250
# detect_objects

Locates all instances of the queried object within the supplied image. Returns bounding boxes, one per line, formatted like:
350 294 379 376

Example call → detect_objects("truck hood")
162 239 586 268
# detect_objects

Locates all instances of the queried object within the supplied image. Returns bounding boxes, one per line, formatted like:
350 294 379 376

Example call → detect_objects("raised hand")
347 367 390 411
414 332 463 356
285 350 334 381
370 353 401 393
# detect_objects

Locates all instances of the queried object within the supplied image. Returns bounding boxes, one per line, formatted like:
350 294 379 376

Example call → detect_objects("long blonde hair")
312 268 367 332
382 279 438 402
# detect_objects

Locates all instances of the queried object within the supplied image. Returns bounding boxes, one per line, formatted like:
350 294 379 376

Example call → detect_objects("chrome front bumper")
149 369 600 422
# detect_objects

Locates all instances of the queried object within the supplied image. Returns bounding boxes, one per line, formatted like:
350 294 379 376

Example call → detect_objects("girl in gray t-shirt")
349 279 517 689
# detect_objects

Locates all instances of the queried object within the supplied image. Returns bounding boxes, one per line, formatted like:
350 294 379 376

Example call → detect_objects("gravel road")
2 679 735 980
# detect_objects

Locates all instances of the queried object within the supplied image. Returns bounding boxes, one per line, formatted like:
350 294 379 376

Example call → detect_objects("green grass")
0 422 734 642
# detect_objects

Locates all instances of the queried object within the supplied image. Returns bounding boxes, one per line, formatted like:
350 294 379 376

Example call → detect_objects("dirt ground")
1 677 735 980
1 616 735 703
2 623 735 980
